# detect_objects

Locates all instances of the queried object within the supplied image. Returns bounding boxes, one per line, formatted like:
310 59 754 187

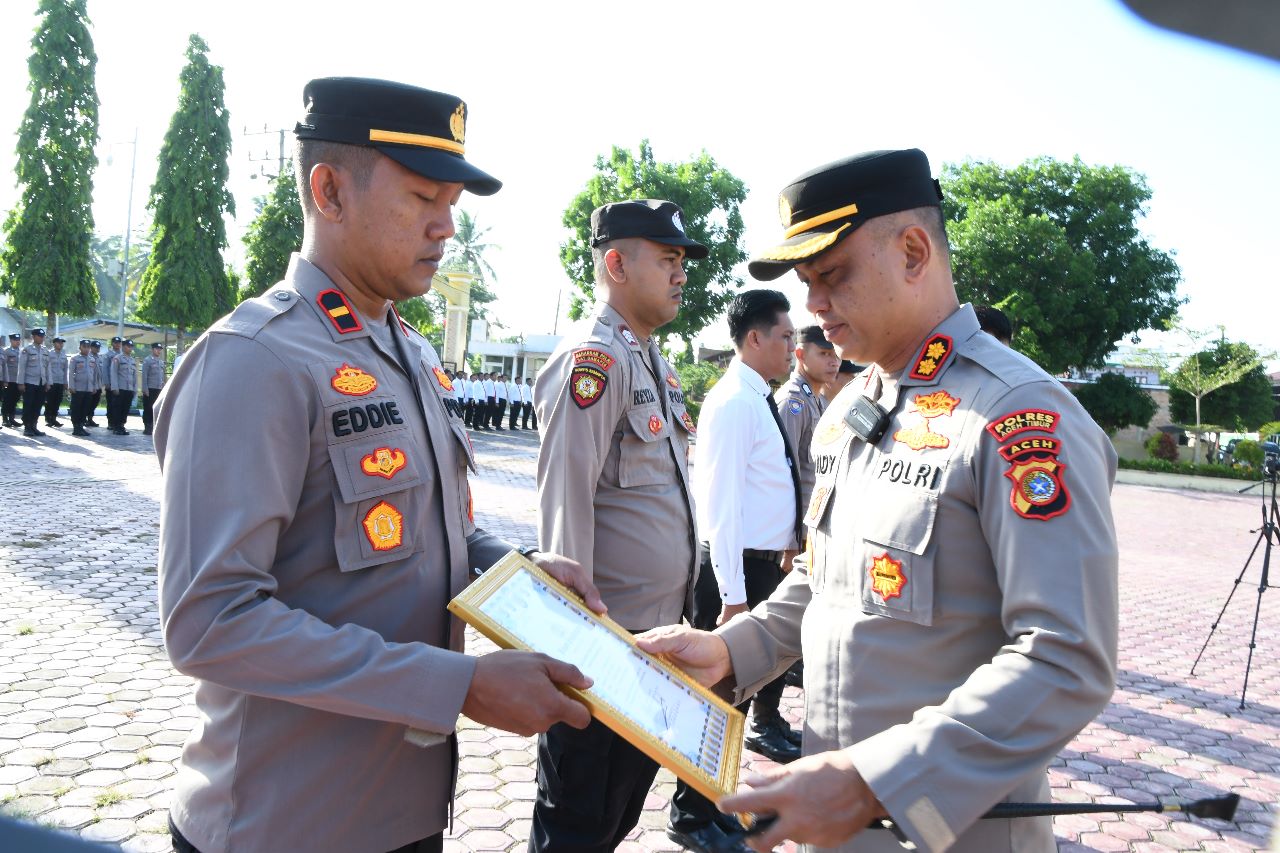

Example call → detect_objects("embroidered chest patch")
363 501 404 551
892 390 960 451
986 409 1059 441
331 364 378 396
787 399 804 415
360 447 407 480
571 365 608 408
1002 442 1071 520
573 348 616 370
432 366 453 392
680 411 697 434
869 552 907 601
648 415 663 435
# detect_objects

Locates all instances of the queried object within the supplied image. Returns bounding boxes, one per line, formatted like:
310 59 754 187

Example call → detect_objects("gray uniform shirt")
141 354 165 391
718 305 1119 853
109 353 136 392
534 304 698 630
46 348 68 386
99 349 119 388
0 345 18 383
773 370 827 550
17 343 46 384
154 256 514 853
68 354 97 393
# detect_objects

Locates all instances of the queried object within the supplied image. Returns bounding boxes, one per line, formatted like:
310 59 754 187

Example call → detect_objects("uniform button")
273 291 291 301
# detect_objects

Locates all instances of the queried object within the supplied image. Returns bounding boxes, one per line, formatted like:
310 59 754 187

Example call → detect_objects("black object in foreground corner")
723 794 1240 851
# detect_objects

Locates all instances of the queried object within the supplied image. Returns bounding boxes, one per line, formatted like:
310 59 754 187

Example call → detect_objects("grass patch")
93 789 124 808
17 625 34 636
33 754 52 767
134 752 150 764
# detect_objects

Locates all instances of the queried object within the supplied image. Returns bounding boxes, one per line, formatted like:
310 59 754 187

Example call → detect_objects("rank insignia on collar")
986 408 1060 442
869 552 907 601
363 500 404 551
317 289 363 334
573 348 616 370
801 382 813 396
331 363 378 396
892 390 960 451
908 334 953 381
1002 441 1070 520
571 364 608 408
360 447 407 480
432 366 453 392
787 399 804 415
666 373 680 389
648 414 663 435
619 326 639 348
680 411 697 434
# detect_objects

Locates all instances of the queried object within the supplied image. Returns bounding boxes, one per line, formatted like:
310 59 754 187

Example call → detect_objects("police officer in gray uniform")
43 336 69 427
531 200 704 853
99 336 121 428
108 339 137 435
155 77 602 853
140 342 165 435
17 328 49 436
2 333 22 428
68 340 97 436
86 341 103 427
640 150 1118 853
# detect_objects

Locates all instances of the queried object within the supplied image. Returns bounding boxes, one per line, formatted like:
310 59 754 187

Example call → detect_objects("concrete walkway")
1 418 1277 851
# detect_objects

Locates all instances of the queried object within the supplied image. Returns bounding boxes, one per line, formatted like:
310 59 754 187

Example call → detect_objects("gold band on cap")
369 129 464 155
783 201 860 240
758 223 852 262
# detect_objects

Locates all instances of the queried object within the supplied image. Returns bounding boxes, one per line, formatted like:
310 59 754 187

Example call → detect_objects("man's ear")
309 162 345 223
603 248 626 284
900 224 932 281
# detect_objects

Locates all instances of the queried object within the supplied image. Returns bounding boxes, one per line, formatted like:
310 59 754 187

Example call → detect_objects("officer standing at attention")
531 199 704 853
108 339 137 435
481 371 496 429
140 342 166 436
154 77 603 853
86 341 103 427
639 149 1119 853
42 336 69 427
522 375 536 429
68 340 97 437
100 336 122 429
2 333 23 428
506 374 522 429
17 328 50 437
775 325 840 553
493 371 509 429
450 367 466 415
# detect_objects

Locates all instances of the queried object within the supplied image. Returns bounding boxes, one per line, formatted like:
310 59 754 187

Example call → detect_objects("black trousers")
492 399 507 428
21 383 44 430
70 391 92 428
509 400 521 429
464 399 475 426
669 550 788 831
141 389 159 432
523 401 536 429
42 383 64 422
108 390 134 429
529 717 661 853
474 398 490 429
2 382 20 422
169 818 443 853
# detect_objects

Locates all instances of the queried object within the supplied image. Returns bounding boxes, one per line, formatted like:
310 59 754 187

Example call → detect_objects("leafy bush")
1257 421 1280 443
1117 457 1257 481
1231 439 1264 468
1074 372 1157 435
675 361 723 422
1145 432 1179 462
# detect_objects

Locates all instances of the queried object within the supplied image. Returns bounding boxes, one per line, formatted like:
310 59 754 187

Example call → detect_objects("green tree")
136 34 234 348
942 156 1182 373
561 141 748 352
241 168 302 301
1155 329 1263 464
674 360 723 422
442 210 498 325
1 0 100 332
1073 372 1157 436
91 232 150 319
1169 340 1272 434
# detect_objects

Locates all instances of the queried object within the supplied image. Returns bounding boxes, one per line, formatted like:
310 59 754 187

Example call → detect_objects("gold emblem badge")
363 500 404 551
778 195 792 228
449 102 466 144
648 415 663 435
869 552 906 601
432 366 453 392
680 411 697 434
331 363 378 396
892 390 961 451
360 447 407 480
666 373 680 389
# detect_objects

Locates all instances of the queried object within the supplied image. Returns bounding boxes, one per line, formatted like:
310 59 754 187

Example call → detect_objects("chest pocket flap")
856 484 939 626
619 405 670 488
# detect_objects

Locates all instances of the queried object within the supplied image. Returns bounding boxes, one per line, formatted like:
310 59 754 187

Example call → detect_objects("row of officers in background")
443 369 538 431
0 330 166 438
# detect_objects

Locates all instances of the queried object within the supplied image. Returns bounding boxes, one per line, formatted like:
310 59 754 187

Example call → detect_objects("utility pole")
244 124 289 180
117 128 138 339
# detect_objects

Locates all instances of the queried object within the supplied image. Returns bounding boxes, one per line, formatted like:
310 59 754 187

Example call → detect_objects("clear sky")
2 0 1278 369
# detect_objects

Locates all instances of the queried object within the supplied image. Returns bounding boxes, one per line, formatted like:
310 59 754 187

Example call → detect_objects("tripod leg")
1238 495 1277 708
1190 531 1263 676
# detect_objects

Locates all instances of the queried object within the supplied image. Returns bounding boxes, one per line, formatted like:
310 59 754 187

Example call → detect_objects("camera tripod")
1190 464 1278 709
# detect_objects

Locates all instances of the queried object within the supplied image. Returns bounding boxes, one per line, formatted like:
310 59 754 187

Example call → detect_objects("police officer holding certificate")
155 77 602 853
531 199 703 853
639 149 1119 853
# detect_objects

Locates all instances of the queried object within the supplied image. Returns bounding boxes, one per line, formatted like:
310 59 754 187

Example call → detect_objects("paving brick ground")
1 415 1277 851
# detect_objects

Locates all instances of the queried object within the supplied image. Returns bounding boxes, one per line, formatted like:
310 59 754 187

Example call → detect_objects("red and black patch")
1002 441 1070 521
986 409 1060 442
573 348 615 371
571 364 608 408
998 436 1061 462
317 289 363 334
908 334 953 381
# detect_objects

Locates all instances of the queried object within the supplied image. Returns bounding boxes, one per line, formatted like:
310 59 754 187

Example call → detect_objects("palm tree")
443 210 498 324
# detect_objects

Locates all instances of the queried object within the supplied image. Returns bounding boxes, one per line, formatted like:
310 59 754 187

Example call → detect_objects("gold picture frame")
448 551 745 803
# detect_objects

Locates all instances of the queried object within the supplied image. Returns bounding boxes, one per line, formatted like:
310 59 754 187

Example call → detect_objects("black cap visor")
647 234 709 260
748 217 862 281
377 145 502 196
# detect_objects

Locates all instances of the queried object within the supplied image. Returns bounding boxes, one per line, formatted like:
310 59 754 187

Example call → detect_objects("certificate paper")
449 551 745 801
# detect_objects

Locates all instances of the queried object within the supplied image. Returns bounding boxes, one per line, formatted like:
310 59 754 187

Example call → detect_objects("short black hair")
294 138 380 215
728 289 790 348
974 305 1012 344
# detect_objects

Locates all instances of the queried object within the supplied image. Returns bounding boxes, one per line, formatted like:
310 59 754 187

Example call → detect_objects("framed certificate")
448 551 745 802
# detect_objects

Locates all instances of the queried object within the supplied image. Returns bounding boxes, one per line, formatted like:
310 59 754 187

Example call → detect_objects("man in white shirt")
493 372 509 429
668 289 801 846
522 376 537 429
506 375 522 429
481 372 497 429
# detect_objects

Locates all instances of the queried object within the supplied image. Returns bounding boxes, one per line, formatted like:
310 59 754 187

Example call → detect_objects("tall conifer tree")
1 0 100 331
136 34 234 342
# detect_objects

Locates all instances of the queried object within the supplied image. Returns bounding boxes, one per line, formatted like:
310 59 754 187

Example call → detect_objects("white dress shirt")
482 378 496 398
452 378 466 402
693 357 796 605
495 380 507 401
506 381 519 402
468 379 482 400
520 383 532 404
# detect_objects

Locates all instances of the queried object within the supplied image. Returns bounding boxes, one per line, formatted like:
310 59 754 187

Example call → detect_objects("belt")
742 548 782 562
